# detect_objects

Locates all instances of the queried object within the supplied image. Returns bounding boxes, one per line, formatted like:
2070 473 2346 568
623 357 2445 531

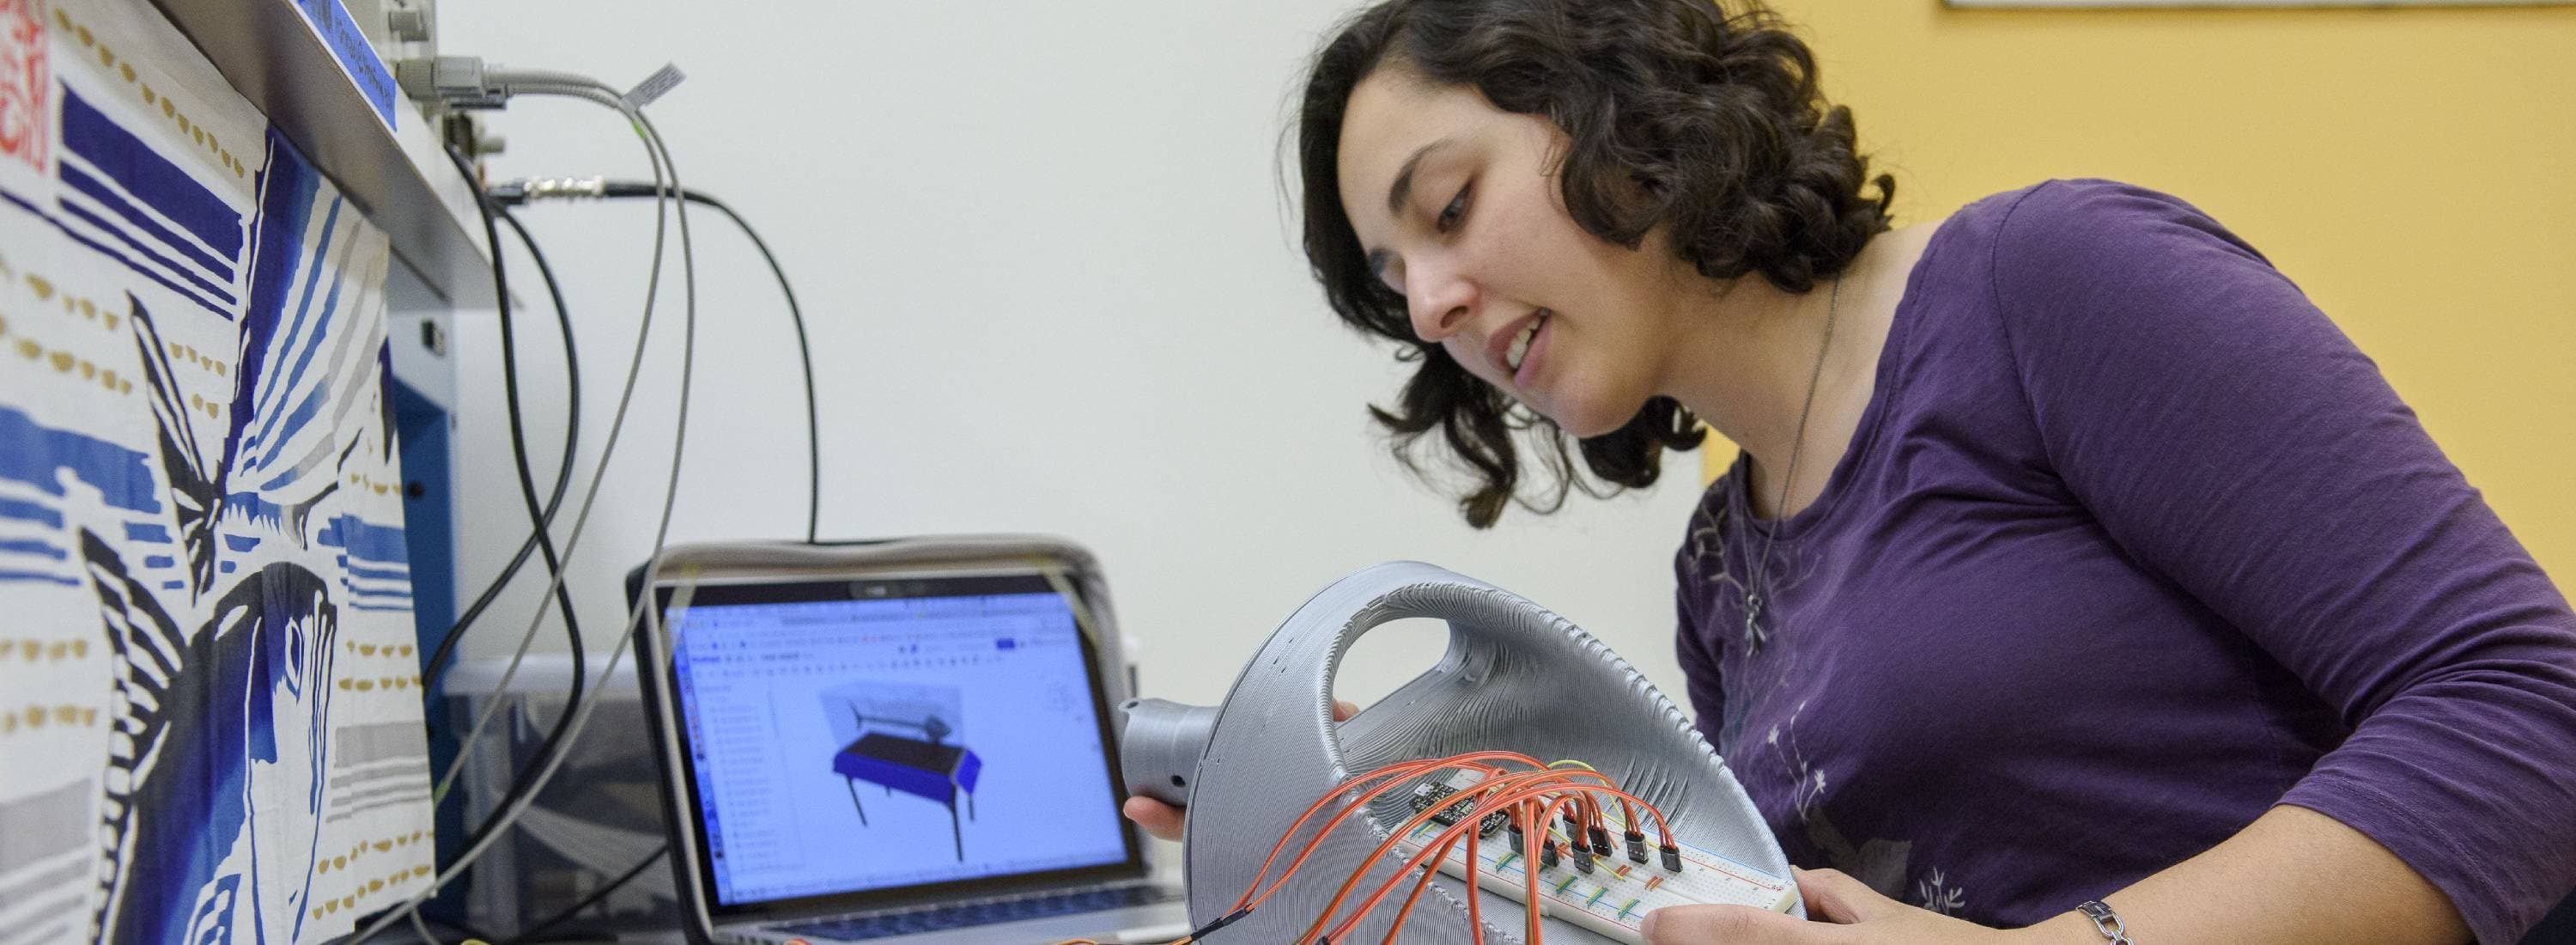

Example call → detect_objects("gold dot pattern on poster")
347 471 398 496
62 6 248 179
28 273 146 337
305 860 434 919
333 671 424 692
2 704 105 735
6 283 143 398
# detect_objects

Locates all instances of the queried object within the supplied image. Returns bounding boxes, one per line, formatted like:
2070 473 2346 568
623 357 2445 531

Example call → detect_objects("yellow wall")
1709 1 2576 582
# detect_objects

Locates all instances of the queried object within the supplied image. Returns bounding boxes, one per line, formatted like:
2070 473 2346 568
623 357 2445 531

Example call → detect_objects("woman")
1127 1 2576 942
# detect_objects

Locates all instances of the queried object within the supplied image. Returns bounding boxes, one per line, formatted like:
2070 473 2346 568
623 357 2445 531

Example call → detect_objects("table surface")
845 731 967 773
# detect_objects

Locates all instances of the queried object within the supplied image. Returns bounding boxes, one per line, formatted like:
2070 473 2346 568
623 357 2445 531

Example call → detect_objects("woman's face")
1336 67 1687 438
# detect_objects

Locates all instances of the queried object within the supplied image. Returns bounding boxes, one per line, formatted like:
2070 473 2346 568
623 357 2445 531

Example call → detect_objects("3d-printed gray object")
1119 562 1801 942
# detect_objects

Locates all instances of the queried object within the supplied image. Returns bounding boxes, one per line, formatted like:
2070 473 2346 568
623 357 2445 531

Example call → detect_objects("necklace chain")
1744 276 1841 655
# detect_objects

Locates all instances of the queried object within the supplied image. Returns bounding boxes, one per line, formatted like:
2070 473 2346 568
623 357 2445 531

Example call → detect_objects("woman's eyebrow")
1386 137 1456 216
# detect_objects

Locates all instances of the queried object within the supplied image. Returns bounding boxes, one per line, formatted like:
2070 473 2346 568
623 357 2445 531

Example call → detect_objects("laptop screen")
656 572 1139 911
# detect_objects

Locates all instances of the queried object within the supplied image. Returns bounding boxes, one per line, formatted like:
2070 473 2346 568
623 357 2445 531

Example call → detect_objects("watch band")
2078 899 2135 944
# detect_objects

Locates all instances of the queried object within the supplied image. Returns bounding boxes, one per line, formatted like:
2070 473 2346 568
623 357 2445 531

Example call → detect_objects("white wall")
429 1 1704 716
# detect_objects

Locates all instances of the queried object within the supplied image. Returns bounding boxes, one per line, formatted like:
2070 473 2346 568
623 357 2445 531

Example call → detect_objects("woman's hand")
1120 794 1189 843
1121 699 1360 843
1643 868 2025 945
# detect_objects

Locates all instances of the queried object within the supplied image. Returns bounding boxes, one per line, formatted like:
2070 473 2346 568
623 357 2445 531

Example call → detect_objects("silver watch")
2078 899 2135 944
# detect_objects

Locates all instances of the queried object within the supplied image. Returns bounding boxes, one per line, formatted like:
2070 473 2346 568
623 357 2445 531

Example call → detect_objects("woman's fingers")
1123 796 1186 842
1334 699 1360 722
1794 868 1899 924
1642 904 1839 944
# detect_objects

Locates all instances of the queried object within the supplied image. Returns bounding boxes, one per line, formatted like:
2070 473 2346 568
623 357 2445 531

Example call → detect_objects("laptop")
630 541 1189 944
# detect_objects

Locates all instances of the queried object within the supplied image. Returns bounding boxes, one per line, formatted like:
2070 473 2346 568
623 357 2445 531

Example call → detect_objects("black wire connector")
1188 906 1252 941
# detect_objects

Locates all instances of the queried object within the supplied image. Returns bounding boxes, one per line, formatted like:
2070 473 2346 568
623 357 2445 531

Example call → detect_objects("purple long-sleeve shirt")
1673 179 2576 943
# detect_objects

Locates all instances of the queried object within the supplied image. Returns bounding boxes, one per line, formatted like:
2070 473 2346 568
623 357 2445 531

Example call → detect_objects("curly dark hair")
1297 0 1895 527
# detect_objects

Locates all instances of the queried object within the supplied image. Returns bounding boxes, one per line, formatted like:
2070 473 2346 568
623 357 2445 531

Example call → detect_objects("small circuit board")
1409 779 1510 838
1392 771 1796 944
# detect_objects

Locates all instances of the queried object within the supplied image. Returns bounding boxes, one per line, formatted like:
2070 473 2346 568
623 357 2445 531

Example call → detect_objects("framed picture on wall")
1946 0 2569 6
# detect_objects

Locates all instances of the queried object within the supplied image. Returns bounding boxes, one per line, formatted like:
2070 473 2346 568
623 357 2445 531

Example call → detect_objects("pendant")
1742 592 1768 655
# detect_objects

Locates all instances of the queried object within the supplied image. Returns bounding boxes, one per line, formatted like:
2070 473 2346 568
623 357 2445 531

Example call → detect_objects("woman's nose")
1406 264 1476 344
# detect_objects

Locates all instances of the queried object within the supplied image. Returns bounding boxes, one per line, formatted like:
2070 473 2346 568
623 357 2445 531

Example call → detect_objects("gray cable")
424 85 665 806
356 78 699 942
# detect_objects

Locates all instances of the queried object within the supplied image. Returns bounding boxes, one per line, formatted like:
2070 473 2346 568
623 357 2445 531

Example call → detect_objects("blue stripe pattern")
0 406 164 514
59 161 238 280
343 563 407 582
248 198 341 454
315 514 408 564
0 539 67 559
0 497 64 527
0 186 230 318
59 86 245 257
0 570 80 586
56 191 240 303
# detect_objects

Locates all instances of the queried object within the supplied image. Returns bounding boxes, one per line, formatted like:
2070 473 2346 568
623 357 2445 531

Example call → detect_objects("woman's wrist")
2014 910 2128 945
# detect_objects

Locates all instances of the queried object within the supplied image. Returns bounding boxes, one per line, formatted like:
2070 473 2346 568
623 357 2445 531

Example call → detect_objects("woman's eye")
1436 185 1471 232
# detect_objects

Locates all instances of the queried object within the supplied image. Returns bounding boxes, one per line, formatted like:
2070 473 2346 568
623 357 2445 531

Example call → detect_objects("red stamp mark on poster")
0 0 49 172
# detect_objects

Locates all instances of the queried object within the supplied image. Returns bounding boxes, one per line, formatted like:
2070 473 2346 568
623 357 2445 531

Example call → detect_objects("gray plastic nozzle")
1118 698 1217 808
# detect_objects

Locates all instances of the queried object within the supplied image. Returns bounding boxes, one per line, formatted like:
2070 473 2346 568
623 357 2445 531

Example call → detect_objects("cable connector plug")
396 55 507 108
1188 907 1251 941
487 176 609 206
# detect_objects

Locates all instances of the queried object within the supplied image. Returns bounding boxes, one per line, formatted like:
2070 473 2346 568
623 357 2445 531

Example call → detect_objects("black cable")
694 192 821 545
432 144 590 897
417 197 585 699
496 182 820 544
498 843 668 944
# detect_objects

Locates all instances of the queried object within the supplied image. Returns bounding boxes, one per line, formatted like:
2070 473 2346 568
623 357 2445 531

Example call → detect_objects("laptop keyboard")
775 885 1182 941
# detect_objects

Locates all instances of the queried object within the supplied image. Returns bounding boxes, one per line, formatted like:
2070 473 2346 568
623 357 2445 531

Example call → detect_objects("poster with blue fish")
0 0 435 941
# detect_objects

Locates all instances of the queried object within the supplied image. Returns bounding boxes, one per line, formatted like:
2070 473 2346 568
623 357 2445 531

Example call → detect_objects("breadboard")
1391 779 1795 944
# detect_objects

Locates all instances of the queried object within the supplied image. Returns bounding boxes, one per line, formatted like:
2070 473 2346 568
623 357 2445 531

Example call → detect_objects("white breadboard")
1390 773 1795 944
